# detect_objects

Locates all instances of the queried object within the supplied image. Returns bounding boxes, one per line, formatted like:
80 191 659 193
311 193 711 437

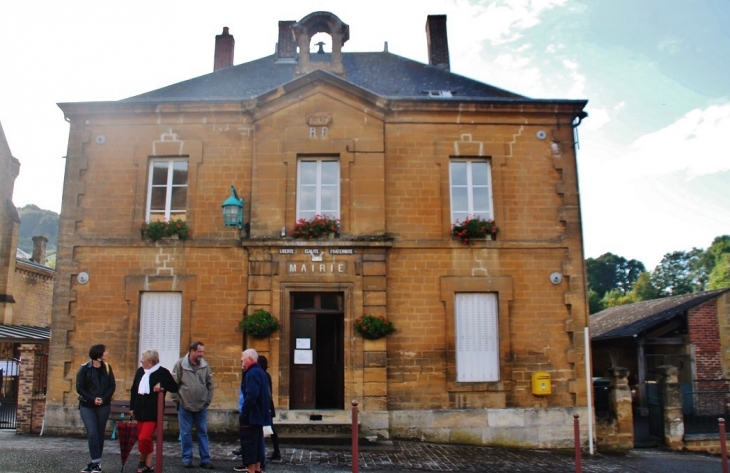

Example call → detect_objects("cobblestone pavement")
0 430 724 473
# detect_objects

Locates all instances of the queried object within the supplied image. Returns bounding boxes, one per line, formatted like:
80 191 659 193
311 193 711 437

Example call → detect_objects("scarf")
138 363 161 395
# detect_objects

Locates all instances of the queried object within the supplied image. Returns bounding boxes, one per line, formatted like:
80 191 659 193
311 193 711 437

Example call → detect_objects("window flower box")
290 215 341 240
451 216 498 244
140 219 190 242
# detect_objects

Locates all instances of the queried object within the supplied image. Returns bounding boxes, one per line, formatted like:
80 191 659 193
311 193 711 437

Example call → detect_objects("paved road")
0 430 724 472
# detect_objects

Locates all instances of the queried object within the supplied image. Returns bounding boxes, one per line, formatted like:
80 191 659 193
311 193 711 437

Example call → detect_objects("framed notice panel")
294 349 313 364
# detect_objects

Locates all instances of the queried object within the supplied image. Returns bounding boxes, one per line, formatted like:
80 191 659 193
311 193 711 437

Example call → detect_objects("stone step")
272 410 382 446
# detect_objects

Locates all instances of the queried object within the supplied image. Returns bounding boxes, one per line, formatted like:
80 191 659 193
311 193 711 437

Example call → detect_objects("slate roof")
0 324 50 343
590 288 730 340
123 52 529 103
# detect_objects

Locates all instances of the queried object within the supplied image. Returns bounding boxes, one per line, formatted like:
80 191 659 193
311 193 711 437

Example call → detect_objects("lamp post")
222 185 244 235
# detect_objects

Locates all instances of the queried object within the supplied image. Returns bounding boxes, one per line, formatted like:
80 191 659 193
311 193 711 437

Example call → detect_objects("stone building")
0 122 53 433
45 12 590 447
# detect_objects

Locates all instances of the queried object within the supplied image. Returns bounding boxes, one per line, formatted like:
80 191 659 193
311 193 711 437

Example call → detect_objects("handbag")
263 425 273 438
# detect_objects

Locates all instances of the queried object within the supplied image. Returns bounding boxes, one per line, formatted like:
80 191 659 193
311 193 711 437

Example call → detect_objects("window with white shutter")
138 292 181 370
455 293 499 382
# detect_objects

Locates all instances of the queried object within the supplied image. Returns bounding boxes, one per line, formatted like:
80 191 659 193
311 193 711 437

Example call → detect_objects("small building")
45 12 590 447
591 288 730 414
0 122 53 433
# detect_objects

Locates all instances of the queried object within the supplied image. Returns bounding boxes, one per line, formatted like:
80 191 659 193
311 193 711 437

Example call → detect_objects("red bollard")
352 400 359 473
573 413 582 473
720 418 728 473
156 389 165 472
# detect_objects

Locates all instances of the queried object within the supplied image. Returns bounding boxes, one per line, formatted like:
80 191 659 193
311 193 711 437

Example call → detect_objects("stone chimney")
276 21 297 62
214 27 235 71
426 15 450 71
31 235 48 266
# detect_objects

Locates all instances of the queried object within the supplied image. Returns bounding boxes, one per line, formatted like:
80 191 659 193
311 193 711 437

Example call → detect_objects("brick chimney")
426 15 450 71
31 235 48 266
276 21 297 62
214 27 235 71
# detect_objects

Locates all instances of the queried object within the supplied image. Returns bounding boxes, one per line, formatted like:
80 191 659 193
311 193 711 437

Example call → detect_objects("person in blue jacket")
234 349 271 473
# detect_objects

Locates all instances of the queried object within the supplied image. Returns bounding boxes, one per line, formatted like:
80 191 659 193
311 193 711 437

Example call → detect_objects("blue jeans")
79 404 111 463
178 406 210 464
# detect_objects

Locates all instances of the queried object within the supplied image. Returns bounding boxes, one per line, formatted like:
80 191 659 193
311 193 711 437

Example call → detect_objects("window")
455 293 499 382
450 160 493 224
146 159 188 222
138 292 181 371
297 158 340 220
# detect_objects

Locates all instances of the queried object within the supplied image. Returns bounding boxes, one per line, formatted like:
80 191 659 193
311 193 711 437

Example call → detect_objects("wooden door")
289 292 344 409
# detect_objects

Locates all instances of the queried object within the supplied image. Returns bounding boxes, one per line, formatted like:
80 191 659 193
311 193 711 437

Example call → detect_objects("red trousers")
137 420 157 455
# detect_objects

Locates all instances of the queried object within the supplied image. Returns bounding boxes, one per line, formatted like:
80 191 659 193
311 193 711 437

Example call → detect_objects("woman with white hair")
130 349 178 473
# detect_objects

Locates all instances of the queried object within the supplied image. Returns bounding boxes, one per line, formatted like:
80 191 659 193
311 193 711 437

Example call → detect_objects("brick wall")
688 300 723 380
11 263 54 327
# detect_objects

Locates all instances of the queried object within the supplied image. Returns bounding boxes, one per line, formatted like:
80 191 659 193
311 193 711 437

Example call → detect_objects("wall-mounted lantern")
222 185 243 229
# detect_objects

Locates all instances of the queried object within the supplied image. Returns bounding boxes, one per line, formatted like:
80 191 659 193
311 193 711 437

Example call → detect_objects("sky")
1 0 728 270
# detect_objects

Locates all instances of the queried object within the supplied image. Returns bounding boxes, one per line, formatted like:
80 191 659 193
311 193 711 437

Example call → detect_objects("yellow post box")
532 372 551 395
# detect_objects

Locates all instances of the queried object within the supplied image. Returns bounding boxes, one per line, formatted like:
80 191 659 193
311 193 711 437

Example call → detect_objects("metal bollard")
573 413 582 473
720 418 728 473
156 389 165 472
352 400 359 473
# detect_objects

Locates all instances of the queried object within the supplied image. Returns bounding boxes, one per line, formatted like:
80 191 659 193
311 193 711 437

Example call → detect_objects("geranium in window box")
239 309 282 339
354 313 396 340
140 219 190 242
451 216 498 244
290 215 341 239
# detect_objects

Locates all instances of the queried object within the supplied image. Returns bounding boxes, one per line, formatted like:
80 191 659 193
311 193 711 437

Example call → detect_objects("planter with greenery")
140 219 190 242
239 309 282 339
451 216 498 244
353 313 396 340
290 215 340 240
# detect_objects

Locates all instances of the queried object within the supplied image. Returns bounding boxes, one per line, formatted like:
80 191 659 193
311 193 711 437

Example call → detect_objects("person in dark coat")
130 349 179 473
76 344 116 473
234 349 271 473
258 355 281 462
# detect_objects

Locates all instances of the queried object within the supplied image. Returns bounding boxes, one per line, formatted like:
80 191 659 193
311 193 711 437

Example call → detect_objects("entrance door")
289 292 344 409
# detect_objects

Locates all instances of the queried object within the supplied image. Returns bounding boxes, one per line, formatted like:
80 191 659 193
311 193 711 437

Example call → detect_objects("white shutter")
139 292 181 371
456 293 499 382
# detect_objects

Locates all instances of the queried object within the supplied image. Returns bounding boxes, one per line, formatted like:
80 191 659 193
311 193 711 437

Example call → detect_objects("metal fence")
0 358 19 429
682 379 730 436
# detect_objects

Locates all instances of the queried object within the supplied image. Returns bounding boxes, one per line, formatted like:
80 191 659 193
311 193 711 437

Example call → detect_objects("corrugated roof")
123 52 527 103
590 288 730 340
0 324 50 343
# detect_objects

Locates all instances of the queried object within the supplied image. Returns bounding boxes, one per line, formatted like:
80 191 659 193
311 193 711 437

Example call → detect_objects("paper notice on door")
296 338 311 349
294 349 313 364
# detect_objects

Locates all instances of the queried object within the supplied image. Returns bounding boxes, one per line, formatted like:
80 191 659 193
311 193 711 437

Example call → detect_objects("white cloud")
620 103 730 178
579 103 730 268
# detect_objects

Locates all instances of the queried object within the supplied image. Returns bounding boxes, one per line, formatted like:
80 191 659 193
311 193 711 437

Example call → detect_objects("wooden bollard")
156 389 165 472
720 418 728 473
352 400 359 473
573 413 582 473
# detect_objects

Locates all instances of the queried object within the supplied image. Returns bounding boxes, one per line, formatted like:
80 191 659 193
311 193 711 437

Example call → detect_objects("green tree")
629 271 660 301
651 249 706 297
586 253 646 298
588 289 604 314
708 253 730 290
602 288 636 308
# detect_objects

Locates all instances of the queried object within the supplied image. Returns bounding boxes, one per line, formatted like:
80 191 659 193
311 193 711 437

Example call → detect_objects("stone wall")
594 367 633 451
46 71 589 447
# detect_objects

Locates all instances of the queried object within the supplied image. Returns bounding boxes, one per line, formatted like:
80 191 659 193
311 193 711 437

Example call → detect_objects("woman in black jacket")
130 349 178 473
76 344 116 473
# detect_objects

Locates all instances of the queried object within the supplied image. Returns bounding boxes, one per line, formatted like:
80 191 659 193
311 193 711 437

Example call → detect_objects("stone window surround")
132 137 203 232
440 276 513 392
